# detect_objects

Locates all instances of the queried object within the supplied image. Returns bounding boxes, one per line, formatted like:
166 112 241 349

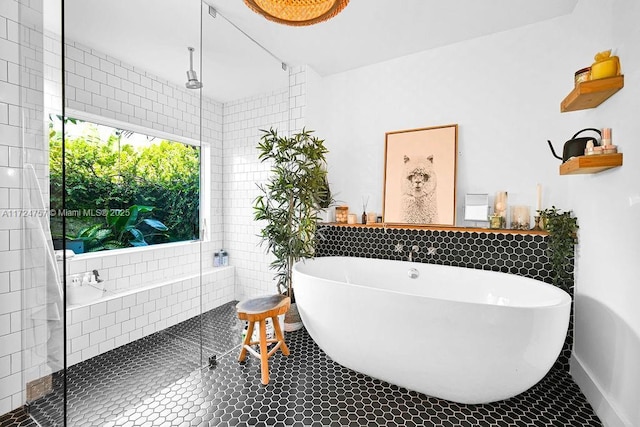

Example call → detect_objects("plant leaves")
128 228 148 246
143 218 168 231
253 128 329 296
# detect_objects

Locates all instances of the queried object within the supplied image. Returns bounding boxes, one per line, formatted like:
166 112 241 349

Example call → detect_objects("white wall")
309 14 601 218
307 0 638 425
567 1 640 426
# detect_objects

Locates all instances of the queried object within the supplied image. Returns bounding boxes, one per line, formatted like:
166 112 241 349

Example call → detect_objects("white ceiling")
52 0 578 102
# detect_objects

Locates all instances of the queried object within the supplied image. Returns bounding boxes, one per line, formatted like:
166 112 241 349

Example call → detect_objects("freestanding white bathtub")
292 256 571 404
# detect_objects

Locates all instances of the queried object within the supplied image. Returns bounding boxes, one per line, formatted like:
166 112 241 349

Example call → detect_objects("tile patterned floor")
4 301 601 427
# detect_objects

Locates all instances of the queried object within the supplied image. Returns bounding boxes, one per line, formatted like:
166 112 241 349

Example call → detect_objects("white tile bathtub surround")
65 267 234 366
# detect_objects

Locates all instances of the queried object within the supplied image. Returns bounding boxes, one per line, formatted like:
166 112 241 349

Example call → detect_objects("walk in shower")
12 0 288 425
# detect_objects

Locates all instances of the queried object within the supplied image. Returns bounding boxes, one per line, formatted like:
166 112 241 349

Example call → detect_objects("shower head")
185 47 202 89
186 71 202 89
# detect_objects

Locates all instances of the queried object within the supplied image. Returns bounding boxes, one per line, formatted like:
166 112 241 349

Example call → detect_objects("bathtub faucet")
394 243 421 262
408 245 419 262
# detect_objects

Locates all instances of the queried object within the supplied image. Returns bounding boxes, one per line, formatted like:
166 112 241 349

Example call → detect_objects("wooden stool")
236 294 291 385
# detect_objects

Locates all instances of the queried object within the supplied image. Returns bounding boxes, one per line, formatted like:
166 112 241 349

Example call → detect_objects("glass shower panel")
199 0 289 355
16 0 66 425
29 0 204 425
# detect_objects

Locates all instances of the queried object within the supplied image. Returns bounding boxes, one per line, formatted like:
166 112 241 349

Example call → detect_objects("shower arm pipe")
207 5 288 71
189 46 196 71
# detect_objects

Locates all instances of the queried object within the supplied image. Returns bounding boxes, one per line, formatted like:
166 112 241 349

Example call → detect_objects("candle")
335 206 348 223
536 184 542 212
510 205 531 230
489 214 502 229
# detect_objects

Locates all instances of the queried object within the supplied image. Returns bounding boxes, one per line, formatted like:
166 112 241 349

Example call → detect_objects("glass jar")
574 67 591 86
510 206 531 230
335 206 348 223
489 214 502 229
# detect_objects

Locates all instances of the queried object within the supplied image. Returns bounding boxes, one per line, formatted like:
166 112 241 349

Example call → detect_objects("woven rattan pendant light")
243 0 349 26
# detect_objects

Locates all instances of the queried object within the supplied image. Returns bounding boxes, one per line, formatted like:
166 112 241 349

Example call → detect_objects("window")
49 114 202 253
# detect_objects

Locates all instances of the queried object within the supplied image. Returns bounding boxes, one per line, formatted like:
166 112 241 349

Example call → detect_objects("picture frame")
382 124 458 226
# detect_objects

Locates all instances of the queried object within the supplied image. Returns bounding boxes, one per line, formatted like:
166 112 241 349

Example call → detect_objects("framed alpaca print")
382 124 458 226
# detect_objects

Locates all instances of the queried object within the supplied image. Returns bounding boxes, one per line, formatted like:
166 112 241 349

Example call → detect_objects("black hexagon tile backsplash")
7 298 600 427
315 226 557 283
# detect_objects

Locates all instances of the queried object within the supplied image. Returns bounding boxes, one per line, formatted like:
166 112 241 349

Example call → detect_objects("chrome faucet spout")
408 245 419 262
397 242 422 262
92 269 104 283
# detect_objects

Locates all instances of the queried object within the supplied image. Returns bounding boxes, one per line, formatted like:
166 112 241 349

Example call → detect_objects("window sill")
66 239 202 261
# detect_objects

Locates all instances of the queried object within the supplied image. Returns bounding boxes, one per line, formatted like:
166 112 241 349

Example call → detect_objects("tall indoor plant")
253 127 331 331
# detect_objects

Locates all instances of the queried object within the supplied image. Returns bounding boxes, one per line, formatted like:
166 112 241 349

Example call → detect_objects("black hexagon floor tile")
0 406 32 427
9 300 601 427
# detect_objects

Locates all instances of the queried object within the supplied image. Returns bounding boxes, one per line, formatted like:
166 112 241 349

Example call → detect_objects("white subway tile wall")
63 242 206 294
222 66 306 301
65 267 234 367
57 36 224 269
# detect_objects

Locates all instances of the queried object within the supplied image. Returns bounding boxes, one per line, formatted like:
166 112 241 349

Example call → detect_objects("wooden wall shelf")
559 153 623 175
320 222 548 235
561 75 624 112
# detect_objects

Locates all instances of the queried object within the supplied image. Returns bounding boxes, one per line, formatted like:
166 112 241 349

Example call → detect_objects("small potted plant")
539 206 579 292
253 127 332 331
316 174 334 223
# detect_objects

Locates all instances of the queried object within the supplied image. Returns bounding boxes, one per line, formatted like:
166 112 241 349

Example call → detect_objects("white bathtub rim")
293 256 571 310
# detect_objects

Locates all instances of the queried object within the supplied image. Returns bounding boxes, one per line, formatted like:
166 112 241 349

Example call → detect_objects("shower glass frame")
19 0 66 424
22 1 207 425
19 0 291 424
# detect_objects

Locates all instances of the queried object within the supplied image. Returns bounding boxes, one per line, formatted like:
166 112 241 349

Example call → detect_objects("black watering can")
548 128 601 163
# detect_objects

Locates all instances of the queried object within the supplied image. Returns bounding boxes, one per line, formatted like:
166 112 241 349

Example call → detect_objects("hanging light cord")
207 5 288 71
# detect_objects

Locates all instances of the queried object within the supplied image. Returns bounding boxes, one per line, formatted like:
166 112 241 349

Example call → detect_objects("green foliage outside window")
49 116 200 252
